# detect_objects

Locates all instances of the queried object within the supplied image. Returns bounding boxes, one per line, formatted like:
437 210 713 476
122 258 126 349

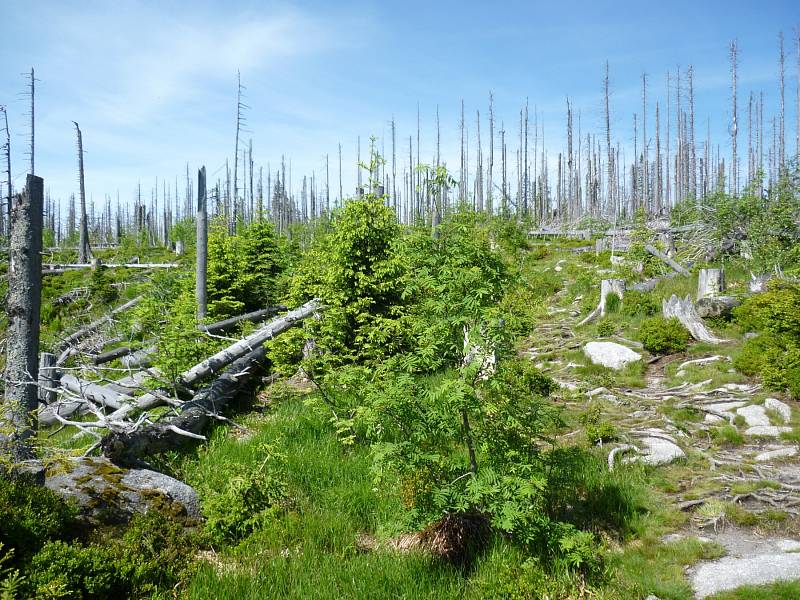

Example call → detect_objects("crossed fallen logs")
39 299 322 462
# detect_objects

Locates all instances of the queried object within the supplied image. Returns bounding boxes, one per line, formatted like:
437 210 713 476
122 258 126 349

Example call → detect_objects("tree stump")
697 268 725 300
662 294 727 343
37 352 58 406
578 279 625 326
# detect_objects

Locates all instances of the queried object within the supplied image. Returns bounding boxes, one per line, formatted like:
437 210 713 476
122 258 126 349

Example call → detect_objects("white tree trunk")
697 268 725 299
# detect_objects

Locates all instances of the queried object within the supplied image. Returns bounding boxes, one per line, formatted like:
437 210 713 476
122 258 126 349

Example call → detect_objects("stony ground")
525 277 800 599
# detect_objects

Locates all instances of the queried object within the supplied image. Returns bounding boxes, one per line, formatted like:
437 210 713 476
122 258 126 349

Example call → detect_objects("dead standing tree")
2 175 43 462
1 105 10 234
74 122 92 263
196 166 208 320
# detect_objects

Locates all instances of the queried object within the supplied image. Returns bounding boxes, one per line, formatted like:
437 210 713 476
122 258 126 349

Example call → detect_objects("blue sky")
1 0 797 212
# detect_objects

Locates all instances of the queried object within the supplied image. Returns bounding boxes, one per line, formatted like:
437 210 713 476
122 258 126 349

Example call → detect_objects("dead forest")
1 30 800 600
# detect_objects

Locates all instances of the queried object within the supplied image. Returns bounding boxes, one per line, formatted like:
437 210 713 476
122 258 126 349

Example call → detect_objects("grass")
708 580 800 599
609 536 726 600
712 425 745 446
183 395 468 599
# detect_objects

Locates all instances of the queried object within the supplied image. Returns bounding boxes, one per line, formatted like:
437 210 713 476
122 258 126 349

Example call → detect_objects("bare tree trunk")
28 68 35 175
74 123 92 263
3 175 43 461
730 40 739 194
487 92 494 214
604 61 614 217
777 32 786 171
196 167 208 320
1 106 10 235
697 268 725 299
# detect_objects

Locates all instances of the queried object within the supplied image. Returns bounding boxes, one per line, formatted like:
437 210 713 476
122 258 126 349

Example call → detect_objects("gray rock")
755 447 798 462
583 341 642 371
690 553 800 598
737 404 770 427
745 425 793 437
765 398 792 423
625 431 685 467
45 457 201 525
695 296 740 319
637 436 686 466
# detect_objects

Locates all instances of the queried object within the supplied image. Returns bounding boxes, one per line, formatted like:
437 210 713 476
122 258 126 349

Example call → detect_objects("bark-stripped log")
58 374 131 410
119 346 156 370
101 346 267 464
106 300 321 420
43 263 177 270
645 244 690 276
198 306 287 335
662 294 727 343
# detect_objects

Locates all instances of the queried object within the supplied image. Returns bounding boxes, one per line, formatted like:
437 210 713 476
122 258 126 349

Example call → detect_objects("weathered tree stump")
697 268 725 299
37 352 58 405
578 279 625 326
662 294 727 343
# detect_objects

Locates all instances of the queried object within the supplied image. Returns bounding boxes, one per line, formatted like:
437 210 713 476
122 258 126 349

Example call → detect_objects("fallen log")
43 263 179 270
56 296 142 359
105 369 160 395
59 374 131 410
38 352 58 405
91 345 135 365
101 346 267 464
629 272 679 292
662 295 727 344
120 346 156 369
106 299 322 420
198 305 287 335
645 244 690 276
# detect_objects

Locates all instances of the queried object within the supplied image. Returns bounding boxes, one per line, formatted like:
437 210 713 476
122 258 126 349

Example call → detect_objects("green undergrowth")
179 389 670 599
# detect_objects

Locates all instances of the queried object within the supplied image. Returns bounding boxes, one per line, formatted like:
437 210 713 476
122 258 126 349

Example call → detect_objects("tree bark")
3 175 43 461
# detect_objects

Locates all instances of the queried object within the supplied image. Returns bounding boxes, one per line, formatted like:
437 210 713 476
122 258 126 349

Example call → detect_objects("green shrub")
638 317 690 354
621 290 660 317
88 266 118 304
733 333 800 399
207 219 285 317
597 320 616 338
585 422 617 445
27 541 127 599
115 511 202 594
0 477 77 567
194 443 289 543
732 334 774 376
734 284 800 341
